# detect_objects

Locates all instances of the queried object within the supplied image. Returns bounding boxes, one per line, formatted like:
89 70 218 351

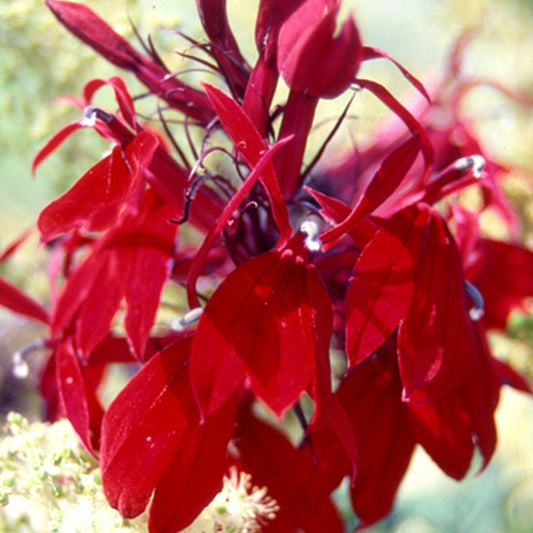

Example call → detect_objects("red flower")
0 1 531 531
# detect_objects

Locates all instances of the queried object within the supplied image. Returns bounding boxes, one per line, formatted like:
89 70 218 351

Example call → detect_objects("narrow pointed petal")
31 121 85 174
362 46 431 102
203 84 292 244
55 340 104 455
321 134 421 247
0 276 49 324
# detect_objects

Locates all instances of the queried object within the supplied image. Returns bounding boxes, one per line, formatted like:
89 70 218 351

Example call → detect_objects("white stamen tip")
171 307 203 330
12 351 29 379
465 281 484 322
81 106 97 127
454 155 486 178
469 307 484 321
300 220 322 252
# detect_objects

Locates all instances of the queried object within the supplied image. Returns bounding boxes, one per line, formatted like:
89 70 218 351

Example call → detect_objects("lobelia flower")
1 1 533 532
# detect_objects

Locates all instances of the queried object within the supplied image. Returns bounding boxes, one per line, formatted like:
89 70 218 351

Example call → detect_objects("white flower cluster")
0 413 146 533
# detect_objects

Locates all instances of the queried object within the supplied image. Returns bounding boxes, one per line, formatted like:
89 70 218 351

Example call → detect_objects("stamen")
12 351 29 379
171 307 203 330
300 220 322 252
465 281 484 321
11 339 45 379
81 105 113 127
453 155 486 178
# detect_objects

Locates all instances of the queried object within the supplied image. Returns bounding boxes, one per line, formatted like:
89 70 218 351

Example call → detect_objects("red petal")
398 205 478 401
191 250 331 419
337 343 416 527
114 189 178 357
476 239 533 329
203 84 292 245
278 0 362 98
32 121 84 174
38 131 158 241
55 340 104 455
345 205 430 368
355 78 434 182
362 46 431 102
100 336 236 531
408 395 474 480
235 407 345 533
321 134 421 248
0 276 49 324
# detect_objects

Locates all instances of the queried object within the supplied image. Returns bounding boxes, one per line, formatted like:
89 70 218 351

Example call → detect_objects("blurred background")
1 0 532 531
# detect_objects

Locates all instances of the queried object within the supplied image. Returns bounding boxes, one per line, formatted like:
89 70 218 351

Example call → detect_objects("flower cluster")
1 1 533 532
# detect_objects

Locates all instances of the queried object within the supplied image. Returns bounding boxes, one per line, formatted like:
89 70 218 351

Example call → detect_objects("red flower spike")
100 336 237 532
0 276 49 324
38 131 158 242
55 339 104 456
191 248 333 420
345 204 431 368
397 205 478 401
277 0 362 98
